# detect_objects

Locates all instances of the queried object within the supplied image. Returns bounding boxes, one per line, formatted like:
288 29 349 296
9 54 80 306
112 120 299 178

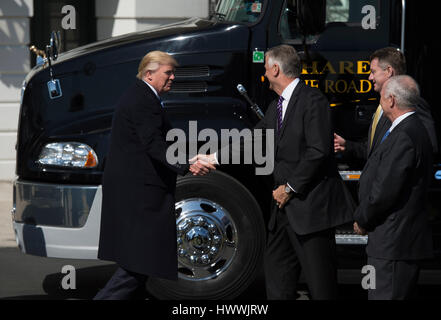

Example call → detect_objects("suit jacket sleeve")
354 132 415 231
216 102 270 165
283 91 331 195
345 139 368 161
131 97 189 176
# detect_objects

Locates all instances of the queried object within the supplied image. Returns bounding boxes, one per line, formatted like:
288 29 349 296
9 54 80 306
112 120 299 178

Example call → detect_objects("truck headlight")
37 142 98 168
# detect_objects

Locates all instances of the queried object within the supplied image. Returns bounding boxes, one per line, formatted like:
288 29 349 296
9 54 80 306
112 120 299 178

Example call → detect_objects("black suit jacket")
98 79 188 279
259 81 354 235
345 107 389 161
354 113 433 260
345 97 438 160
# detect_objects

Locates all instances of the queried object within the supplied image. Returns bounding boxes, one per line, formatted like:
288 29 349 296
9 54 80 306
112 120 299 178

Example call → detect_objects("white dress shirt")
280 78 300 120
388 111 415 133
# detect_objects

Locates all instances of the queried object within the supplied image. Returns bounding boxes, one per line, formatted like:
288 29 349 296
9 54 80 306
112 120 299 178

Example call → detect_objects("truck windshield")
212 0 265 24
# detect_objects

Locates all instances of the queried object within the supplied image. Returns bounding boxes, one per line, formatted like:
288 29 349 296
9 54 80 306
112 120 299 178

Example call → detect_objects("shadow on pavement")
1 264 118 300
43 264 119 299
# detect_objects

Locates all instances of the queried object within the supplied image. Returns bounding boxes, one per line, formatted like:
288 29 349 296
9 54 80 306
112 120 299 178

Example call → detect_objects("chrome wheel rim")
175 198 238 281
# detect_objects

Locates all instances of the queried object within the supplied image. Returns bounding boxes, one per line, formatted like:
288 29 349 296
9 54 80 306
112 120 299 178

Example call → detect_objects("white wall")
95 0 209 40
0 0 33 181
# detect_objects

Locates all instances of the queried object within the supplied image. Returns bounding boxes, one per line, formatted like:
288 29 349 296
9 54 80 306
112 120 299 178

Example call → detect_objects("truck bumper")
11 179 101 259
10 179 366 261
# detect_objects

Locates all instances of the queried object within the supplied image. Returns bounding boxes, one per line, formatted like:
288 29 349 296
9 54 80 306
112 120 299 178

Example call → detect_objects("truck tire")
146 171 266 299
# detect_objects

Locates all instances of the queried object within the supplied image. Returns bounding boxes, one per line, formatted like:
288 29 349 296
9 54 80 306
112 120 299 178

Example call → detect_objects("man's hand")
334 133 346 153
189 154 217 176
353 222 367 235
272 185 293 209
189 154 217 165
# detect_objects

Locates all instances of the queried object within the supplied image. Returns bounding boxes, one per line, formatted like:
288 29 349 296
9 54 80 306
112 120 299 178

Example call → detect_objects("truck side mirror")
45 31 63 99
49 31 61 60
297 0 326 35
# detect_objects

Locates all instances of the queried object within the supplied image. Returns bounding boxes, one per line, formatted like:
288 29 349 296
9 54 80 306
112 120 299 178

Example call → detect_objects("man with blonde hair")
95 51 214 300
136 50 178 79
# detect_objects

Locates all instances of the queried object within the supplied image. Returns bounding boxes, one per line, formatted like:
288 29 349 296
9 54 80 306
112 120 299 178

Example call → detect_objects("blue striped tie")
277 95 284 133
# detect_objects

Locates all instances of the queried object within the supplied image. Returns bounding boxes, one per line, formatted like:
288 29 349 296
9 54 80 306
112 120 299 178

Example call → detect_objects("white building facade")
0 0 211 180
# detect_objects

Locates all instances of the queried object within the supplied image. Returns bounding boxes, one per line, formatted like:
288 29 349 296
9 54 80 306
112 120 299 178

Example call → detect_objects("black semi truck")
12 0 441 299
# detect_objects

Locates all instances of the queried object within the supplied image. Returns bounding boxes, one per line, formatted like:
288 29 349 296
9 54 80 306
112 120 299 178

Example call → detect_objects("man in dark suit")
334 47 438 157
200 45 354 299
264 45 354 300
94 51 215 300
353 75 433 299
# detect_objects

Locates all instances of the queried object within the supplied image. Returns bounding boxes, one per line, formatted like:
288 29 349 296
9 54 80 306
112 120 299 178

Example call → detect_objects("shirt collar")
281 78 300 102
141 79 160 99
389 111 415 132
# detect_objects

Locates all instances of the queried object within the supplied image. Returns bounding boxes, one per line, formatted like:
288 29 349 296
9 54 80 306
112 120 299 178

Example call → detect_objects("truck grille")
170 81 208 93
174 66 210 78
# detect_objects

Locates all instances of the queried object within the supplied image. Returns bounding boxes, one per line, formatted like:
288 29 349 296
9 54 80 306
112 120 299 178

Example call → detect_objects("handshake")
189 154 218 176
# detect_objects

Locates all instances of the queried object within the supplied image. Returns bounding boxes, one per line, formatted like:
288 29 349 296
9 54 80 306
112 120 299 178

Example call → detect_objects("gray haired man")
354 75 433 299
197 45 354 300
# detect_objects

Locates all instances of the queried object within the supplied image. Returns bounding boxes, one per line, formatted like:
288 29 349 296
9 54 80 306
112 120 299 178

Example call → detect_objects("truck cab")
12 0 441 299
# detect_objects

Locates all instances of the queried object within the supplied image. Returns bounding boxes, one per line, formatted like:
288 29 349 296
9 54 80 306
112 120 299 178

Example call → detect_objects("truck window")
326 0 378 25
280 0 383 46
213 0 265 24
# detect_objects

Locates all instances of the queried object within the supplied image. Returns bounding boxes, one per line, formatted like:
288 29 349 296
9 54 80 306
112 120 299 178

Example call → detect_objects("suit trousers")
264 207 338 300
94 266 148 300
367 256 420 300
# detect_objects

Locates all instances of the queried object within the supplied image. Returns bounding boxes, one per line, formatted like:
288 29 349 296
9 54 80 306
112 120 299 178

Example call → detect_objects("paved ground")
0 247 115 299
0 181 15 248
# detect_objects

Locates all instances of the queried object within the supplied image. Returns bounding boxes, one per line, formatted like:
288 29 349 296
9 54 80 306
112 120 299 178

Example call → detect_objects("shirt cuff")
287 182 296 193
